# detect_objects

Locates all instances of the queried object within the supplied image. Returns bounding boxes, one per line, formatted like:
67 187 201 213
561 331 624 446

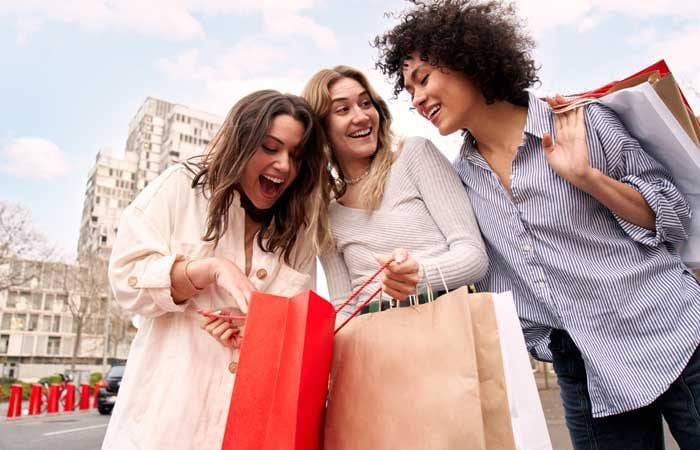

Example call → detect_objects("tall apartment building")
77 98 222 261
125 97 171 192
160 103 222 171
77 147 138 261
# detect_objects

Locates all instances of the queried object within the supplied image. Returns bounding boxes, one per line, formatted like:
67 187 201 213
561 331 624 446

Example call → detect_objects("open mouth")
259 174 285 198
349 128 372 138
426 104 441 121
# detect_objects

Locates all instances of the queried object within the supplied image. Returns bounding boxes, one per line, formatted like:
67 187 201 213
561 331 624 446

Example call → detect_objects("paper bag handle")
333 258 394 334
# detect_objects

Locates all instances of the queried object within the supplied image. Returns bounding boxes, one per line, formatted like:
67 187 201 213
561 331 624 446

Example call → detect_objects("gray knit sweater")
322 136 488 319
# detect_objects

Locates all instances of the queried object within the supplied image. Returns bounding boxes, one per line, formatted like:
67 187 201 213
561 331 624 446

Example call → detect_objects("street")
0 376 682 450
0 410 109 450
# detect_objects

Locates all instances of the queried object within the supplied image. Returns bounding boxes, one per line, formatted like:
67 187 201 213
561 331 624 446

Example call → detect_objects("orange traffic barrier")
64 383 76 412
28 384 43 415
79 384 91 410
7 384 22 418
47 384 60 413
93 381 104 408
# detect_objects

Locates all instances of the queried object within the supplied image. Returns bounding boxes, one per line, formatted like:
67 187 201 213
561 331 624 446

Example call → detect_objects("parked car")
97 363 125 415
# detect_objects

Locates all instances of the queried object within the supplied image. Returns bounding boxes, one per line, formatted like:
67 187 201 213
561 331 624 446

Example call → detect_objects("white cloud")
515 0 700 35
0 0 335 49
263 11 337 51
0 138 72 179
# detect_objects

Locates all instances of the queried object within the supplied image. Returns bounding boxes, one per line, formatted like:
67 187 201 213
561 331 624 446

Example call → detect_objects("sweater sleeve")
404 137 489 291
320 245 354 322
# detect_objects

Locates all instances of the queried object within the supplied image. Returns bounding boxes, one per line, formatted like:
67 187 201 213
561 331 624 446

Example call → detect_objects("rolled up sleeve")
108 168 195 318
589 103 692 247
109 206 187 318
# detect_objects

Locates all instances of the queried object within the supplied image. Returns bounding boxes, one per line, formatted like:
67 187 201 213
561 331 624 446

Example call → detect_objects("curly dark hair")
374 0 540 106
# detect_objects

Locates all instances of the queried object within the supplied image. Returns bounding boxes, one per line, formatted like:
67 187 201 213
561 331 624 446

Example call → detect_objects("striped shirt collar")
460 92 552 162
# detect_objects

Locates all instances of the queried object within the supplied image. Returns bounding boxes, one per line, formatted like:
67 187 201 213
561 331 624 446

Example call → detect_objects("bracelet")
184 259 204 292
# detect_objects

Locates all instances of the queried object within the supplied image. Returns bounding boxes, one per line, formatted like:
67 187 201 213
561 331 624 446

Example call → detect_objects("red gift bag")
220 289 336 450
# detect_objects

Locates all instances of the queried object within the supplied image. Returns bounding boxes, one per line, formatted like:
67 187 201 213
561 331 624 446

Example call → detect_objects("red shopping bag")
220 289 336 450
220 260 392 450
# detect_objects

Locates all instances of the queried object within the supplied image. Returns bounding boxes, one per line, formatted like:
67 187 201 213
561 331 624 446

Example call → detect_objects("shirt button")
522 244 532 252
256 268 268 280
537 281 546 289
228 362 238 374
127 276 138 287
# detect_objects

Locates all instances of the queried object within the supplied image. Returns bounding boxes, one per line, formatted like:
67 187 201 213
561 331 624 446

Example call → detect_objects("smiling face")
238 114 304 210
402 53 481 136
325 77 380 172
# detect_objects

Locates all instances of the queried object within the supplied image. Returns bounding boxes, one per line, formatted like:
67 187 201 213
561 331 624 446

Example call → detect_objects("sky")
1 0 700 263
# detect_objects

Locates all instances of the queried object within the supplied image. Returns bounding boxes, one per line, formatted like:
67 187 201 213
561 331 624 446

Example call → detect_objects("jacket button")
127 276 138 287
255 268 268 280
228 362 238 374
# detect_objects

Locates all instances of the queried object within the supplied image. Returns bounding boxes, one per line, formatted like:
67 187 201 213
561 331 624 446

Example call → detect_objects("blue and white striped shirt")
454 93 700 417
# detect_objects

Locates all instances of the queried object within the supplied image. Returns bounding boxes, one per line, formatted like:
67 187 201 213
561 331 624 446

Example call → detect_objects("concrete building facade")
0 259 130 381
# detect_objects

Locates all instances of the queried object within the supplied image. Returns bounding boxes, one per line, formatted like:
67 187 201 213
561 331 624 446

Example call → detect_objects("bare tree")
59 254 109 372
107 297 135 358
0 201 54 289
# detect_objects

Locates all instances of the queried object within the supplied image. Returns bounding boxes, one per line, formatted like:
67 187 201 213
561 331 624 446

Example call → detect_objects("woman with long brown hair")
103 90 331 450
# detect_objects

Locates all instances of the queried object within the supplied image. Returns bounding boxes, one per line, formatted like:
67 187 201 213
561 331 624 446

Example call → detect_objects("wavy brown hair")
187 90 331 264
374 0 539 107
302 66 394 210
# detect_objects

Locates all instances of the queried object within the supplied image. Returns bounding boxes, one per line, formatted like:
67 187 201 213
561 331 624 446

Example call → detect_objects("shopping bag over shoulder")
220 289 336 450
553 60 700 268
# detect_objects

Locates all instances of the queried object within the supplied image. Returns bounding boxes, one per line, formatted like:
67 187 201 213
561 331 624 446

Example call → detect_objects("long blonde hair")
302 66 395 210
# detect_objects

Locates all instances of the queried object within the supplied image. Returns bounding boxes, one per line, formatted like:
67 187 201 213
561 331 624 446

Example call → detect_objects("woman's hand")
208 258 257 314
375 248 420 300
200 308 246 348
173 257 256 312
542 105 594 190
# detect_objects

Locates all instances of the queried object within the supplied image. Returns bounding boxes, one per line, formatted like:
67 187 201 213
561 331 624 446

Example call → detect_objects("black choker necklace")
238 191 273 225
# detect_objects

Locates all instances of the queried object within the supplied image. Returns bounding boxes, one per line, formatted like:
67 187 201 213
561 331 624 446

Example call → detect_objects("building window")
29 294 41 311
28 314 39 331
51 316 61 333
47 336 61 355
0 334 8 354
11 314 27 331
1 314 11 330
39 316 51 332
54 295 66 312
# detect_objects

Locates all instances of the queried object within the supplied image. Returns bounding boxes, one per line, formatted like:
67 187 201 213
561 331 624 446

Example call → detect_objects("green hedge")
0 381 32 402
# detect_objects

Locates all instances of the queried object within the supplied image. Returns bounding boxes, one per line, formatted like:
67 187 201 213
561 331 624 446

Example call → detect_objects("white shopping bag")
600 83 700 268
492 292 553 450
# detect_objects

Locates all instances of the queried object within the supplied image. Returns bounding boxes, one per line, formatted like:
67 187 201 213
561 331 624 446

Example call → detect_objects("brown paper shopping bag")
555 60 700 148
324 287 515 450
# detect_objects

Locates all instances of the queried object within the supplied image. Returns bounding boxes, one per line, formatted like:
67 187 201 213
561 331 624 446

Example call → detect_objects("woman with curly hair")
376 1 700 449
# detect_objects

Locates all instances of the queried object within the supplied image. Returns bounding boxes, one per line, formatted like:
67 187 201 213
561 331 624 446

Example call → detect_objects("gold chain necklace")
343 169 370 185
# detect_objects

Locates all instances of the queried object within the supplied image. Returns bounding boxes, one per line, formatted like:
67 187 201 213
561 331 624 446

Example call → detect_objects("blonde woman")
302 66 488 319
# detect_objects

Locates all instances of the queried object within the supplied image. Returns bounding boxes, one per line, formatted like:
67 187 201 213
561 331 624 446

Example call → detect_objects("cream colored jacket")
102 164 315 450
